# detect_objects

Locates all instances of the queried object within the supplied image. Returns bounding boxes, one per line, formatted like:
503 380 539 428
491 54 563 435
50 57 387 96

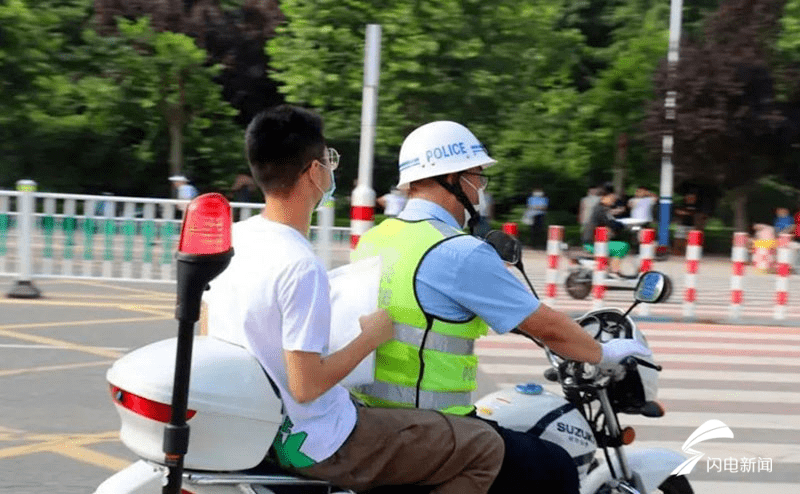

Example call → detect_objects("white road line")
480 363 800 384
644 330 800 341
690 482 799 494
476 347 800 366
654 388 800 404
492 381 800 404
633 441 800 464
646 340 800 351
611 412 800 431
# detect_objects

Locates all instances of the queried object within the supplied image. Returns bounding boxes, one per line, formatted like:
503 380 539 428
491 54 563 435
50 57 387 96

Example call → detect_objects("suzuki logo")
671 419 734 476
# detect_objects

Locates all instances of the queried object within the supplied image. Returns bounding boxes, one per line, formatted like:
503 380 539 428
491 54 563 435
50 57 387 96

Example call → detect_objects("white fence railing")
0 182 350 293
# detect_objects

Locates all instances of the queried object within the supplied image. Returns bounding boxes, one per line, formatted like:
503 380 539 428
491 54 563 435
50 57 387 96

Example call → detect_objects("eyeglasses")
323 147 340 171
462 171 489 189
304 147 340 174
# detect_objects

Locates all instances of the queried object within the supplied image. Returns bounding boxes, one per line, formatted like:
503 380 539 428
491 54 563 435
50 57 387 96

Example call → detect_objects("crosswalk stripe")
601 412 800 431
655 388 800 404
643 330 800 340
647 340 800 351
477 321 800 487
480 363 800 384
691 482 798 494
632 441 800 463
493 381 800 404
476 346 800 366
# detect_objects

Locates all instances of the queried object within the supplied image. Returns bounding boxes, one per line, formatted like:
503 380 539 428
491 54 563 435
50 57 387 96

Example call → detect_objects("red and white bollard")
545 225 563 306
638 228 656 316
503 222 518 237
683 230 703 318
349 185 375 251
730 232 748 320
593 227 609 310
774 233 792 320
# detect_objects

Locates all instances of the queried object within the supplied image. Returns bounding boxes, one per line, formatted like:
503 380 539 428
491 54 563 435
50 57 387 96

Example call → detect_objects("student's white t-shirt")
205 215 357 465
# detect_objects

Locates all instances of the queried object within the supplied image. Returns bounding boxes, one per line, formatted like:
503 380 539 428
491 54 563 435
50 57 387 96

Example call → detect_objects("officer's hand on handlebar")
597 339 652 371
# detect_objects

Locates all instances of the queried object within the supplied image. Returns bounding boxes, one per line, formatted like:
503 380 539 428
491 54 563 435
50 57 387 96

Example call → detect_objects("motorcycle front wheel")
657 475 693 494
565 271 592 300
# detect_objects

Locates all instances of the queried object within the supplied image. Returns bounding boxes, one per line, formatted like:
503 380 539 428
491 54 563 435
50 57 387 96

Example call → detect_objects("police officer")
352 121 652 494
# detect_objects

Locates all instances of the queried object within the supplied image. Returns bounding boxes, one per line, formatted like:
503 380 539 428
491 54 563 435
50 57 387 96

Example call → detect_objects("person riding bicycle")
581 184 631 278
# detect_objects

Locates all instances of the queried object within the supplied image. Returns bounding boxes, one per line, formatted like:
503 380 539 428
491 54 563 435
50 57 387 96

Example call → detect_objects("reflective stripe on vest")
394 323 474 355
366 380 472 410
351 219 489 415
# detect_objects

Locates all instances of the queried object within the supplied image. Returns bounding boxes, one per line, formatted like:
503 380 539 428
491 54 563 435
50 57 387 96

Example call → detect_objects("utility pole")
657 0 683 257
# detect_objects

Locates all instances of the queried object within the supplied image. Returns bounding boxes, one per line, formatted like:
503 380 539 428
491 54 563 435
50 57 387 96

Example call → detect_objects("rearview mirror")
484 230 522 265
634 271 671 304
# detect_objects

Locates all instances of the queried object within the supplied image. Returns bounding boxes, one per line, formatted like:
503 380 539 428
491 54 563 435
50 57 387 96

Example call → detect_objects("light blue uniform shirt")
397 199 540 333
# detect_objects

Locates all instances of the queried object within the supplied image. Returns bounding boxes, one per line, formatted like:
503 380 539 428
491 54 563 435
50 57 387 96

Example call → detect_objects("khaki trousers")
293 406 504 494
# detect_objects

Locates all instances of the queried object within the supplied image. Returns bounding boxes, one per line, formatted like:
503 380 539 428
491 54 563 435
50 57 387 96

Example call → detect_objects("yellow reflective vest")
351 219 489 415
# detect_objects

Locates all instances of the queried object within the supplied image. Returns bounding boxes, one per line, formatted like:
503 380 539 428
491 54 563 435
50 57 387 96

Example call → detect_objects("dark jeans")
530 215 546 249
481 419 580 494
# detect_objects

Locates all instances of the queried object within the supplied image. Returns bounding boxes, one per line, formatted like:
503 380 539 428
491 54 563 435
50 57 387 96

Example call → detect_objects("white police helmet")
397 121 497 189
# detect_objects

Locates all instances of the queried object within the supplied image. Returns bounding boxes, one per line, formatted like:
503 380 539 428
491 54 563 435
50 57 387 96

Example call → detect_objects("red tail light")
110 385 196 423
178 193 232 255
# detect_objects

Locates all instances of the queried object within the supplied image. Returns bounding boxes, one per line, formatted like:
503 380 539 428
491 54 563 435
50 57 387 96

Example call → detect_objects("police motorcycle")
95 197 689 494
477 231 689 494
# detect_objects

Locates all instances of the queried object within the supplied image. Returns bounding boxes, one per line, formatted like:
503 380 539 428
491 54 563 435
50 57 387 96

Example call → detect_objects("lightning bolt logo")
671 419 734 476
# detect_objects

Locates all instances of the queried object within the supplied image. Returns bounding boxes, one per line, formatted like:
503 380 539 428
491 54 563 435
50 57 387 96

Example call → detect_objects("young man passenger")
203 105 504 493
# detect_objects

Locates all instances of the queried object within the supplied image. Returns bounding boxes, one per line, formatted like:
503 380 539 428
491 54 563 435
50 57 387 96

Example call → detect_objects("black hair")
244 105 326 193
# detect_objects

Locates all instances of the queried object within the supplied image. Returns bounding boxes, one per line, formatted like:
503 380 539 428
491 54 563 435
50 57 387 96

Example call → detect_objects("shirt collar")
397 198 462 230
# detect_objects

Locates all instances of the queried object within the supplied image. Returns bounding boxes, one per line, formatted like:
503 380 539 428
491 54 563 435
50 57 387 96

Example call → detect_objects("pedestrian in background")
523 188 548 249
376 186 408 217
578 186 601 239
231 173 258 203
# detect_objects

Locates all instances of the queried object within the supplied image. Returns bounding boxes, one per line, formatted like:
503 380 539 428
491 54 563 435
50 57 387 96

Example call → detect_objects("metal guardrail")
0 182 350 295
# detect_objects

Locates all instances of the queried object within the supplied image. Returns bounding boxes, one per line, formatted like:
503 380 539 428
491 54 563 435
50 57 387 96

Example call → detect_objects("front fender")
581 447 686 494
94 460 166 494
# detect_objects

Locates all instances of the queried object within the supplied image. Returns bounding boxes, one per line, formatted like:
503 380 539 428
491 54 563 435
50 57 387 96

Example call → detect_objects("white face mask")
460 175 484 207
312 162 336 210
459 175 486 229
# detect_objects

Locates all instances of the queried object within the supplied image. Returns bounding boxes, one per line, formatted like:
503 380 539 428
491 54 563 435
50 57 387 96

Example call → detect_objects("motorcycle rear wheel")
657 475 693 494
565 271 592 300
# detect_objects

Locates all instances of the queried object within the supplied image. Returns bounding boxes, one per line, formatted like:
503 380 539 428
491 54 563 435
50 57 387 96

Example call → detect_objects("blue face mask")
315 163 336 210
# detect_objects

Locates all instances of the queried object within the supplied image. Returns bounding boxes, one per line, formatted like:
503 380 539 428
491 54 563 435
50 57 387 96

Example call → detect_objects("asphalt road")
0 273 798 493
0 277 175 493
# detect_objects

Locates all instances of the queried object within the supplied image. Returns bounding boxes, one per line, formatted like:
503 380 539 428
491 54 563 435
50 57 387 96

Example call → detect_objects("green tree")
267 0 588 206
645 0 788 230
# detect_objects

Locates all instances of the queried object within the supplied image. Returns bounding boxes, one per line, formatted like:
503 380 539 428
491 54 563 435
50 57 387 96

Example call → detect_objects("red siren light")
178 193 232 256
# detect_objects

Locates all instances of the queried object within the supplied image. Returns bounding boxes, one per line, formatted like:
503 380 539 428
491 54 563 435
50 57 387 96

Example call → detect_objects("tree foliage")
2 0 799 225
644 0 797 229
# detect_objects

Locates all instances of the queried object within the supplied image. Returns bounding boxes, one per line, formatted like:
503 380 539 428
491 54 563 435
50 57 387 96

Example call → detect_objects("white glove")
598 339 652 371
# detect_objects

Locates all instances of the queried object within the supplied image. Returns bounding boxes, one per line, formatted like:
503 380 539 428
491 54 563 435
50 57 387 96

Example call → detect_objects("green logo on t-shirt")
273 416 315 468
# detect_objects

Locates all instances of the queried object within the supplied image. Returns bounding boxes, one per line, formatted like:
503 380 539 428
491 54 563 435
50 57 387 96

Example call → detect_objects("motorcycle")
95 200 690 494
564 220 671 301
563 253 641 300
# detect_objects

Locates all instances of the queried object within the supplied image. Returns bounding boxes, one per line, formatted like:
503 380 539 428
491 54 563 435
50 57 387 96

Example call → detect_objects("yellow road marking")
0 298 172 311
0 426 24 441
0 431 130 470
0 360 113 377
68 279 173 298
44 292 172 301
0 315 169 332
0 329 123 358
0 431 119 458
54 443 132 471
119 304 174 318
